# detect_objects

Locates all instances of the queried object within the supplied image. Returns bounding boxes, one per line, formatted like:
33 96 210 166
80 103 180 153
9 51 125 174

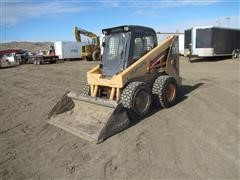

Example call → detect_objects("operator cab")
101 25 158 76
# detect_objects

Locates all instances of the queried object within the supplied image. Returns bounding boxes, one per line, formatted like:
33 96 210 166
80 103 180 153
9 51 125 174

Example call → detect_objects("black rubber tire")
121 81 152 118
84 56 92 61
33 59 37 65
19 59 23 65
82 82 90 96
36 58 41 65
232 49 240 60
152 75 178 108
15 59 20 66
37 59 41 65
50 60 57 64
34 59 40 65
232 49 238 59
92 50 100 61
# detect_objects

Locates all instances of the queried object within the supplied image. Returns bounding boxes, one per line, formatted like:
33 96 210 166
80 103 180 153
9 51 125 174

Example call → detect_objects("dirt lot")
0 57 239 179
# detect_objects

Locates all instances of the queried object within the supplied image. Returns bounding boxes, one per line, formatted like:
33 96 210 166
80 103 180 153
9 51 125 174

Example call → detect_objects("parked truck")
0 53 21 68
31 45 59 65
184 26 240 59
0 49 28 67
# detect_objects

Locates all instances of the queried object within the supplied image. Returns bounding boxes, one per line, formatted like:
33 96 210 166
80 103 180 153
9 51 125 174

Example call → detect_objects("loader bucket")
48 92 131 143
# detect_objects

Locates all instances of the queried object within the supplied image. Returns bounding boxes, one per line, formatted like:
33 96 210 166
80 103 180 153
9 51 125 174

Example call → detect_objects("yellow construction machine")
49 25 181 143
74 27 100 61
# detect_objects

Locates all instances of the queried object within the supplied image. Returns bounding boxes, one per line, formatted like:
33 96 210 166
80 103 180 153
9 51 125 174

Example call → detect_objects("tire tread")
152 75 177 108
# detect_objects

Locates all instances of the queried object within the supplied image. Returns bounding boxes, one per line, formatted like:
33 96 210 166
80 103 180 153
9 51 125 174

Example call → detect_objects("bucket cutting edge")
48 91 131 143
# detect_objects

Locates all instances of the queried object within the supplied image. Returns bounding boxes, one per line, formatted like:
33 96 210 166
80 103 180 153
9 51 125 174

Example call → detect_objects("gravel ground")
0 57 239 179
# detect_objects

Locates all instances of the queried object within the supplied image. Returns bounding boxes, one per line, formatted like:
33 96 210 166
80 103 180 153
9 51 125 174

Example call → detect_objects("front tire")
121 81 152 118
152 75 178 108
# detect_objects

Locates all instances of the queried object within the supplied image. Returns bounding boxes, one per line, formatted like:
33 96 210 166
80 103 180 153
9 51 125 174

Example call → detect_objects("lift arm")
74 26 98 42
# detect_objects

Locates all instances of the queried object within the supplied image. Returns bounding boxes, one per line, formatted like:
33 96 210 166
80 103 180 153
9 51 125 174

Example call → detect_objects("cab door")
101 33 126 76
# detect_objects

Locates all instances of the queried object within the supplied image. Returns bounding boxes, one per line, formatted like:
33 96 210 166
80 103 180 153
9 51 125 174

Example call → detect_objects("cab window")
106 34 125 61
133 34 155 60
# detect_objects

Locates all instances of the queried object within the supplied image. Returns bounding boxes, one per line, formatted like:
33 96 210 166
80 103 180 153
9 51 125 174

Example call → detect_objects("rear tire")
15 59 20 66
152 75 178 108
34 57 41 65
50 60 56 64
121 81 152 118
92 50 100 61
36 59 41 65
84 56 92 61
232 49 240 60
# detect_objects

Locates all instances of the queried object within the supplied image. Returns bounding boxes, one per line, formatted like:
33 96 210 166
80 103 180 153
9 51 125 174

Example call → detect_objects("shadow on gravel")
151 82 203 114
130 82 204 126
189 56 231 63
98 82 205 143
178 82 204 102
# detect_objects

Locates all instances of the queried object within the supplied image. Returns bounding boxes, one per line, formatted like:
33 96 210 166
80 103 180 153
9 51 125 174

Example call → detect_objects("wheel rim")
233 52 237 58
134 89 150 115
166 83 176 102
93 51 100 61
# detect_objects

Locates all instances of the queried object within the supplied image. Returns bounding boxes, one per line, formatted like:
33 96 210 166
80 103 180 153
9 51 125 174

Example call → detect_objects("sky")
0 0 239 42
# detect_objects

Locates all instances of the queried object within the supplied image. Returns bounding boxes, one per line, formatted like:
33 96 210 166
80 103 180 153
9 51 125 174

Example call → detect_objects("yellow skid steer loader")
48 25 181 143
